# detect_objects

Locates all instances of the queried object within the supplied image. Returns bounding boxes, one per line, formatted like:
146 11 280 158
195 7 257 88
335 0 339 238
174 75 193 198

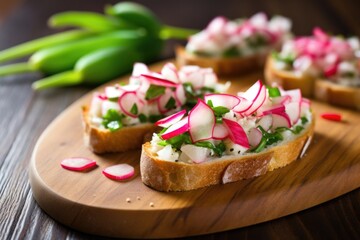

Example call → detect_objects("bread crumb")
126 198 131 203
137 196 141 200
149 202 155 207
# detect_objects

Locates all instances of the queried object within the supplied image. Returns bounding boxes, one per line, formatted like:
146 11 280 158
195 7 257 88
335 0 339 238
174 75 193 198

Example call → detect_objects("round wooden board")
29 61 360 239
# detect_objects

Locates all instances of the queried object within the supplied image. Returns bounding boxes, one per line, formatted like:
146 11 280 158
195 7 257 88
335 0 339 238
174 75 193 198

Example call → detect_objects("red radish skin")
321 113 342 122
223 118 250 148
161 117 189 140
118 92 144 118
155 110 186 128
204 93 240 109
272 95 291 105
157 88 176 114
259 104 286 116
212 123 229 140
141 74 178 88
242 85 267 116
233 96 252 113
283 89 302 103
102 164 135 181
60 158 97 171
189 99 215 142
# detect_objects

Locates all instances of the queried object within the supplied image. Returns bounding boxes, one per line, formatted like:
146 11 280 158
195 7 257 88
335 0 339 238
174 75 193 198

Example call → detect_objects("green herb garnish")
301 116 308 124
267 86 281 97
138 113 147 123
102 109 124 132
272 51 295 65
130 103 138 115
223 46 239 57
149 114 164 123
145 84 166 100
165 97 176 110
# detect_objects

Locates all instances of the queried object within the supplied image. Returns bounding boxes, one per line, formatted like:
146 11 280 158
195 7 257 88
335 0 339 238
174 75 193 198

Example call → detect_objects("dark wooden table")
1 0 360 239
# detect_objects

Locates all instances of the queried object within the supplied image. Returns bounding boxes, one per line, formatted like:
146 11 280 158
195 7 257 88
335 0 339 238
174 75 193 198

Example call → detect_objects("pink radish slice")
223 118 250 148
313 27 329 42
272 113 291 130
161 62 179 83
257 115 273 131
300 98 311 116
102 164 134 180
161 117 189 140
260 104 286 116
155 109 186 128
204 93 240 109
61 158 96 171
272 95 291 105
233 96 252 113
132 62 149 77
242 85 267 116
282 89 302 103
212 123 229 140
248 128 263 147
285 102 301 124
324 64 338 77
175 85 186 106
141 74 178 88
118 92 144 118
118 84 139 92
189 100 215 142
206 16 228 35
105 86 122 99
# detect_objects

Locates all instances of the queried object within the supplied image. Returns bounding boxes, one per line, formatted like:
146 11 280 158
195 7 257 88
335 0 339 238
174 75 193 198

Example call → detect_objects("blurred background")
1 0 360 60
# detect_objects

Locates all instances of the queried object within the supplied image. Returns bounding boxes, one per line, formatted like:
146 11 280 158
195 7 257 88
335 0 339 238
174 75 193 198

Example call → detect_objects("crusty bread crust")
176 46 268 76
140 118 315 192
82 106 157 154
264 55 315 97
314 79 360 110
265 56 360 109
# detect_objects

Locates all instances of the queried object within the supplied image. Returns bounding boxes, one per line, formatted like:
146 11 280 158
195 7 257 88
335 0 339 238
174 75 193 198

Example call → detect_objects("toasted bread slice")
82 106 157 154
176 46 267 76
264 55 315 97
140 117 314 192
315 79 360 110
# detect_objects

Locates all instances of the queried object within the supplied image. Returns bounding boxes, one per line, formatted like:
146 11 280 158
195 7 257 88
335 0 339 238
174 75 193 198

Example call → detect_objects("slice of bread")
176 46 267 76
264 55 315 97
314 79 360 110
82 106 157 154
140 117 314 192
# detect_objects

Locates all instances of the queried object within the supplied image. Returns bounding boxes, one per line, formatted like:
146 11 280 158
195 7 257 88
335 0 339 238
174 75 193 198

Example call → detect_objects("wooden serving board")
29 61 360 239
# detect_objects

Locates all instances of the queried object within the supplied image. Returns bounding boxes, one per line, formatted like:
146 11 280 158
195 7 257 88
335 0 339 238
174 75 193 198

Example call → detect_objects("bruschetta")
265 27 360 109
82 62 230 153
140 80 314 191
176 13 292 76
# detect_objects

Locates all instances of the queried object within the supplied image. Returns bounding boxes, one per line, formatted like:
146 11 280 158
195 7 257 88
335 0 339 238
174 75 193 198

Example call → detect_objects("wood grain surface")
2 0 360 239
29 62 360 238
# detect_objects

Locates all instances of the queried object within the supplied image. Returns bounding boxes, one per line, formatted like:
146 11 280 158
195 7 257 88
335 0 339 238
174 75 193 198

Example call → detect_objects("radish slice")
233 96 252 113
300 98 311 116
204 93 240 109
282 89 302 103
179 67 205 89
118 84 139 92
257 115 273 131
132 62 149 77
189 100 215 142
101 100 120 116
102 164 135 180
118 92 144 118
260 104 286 116
155 109 186 128
212 123 229 140
206 16 228 35
61 158 96 171
180 145 211 164
272 113 291 130
161 117 189 140
285 102 301 124
248 128 263 147
272 95 291 105
175 85 186 106
242 85 267 116
90 93 104 117
141 74 178 87
161 62 179 83
223 118 250 148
